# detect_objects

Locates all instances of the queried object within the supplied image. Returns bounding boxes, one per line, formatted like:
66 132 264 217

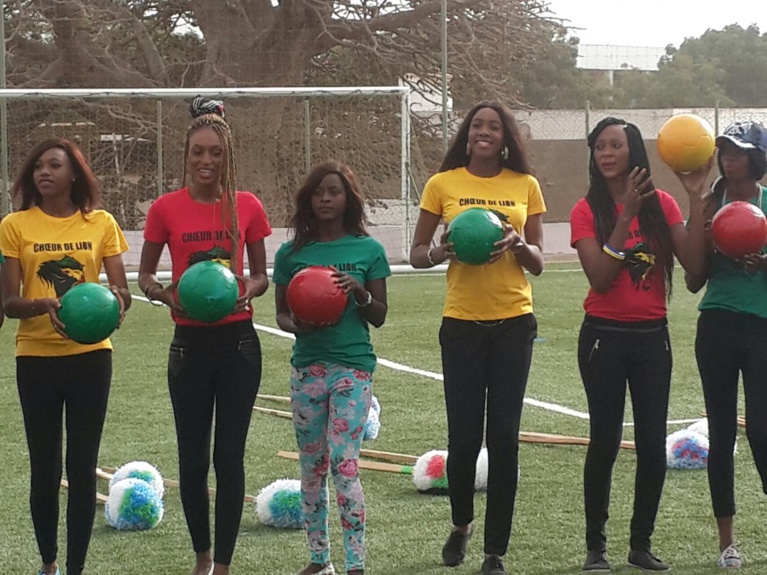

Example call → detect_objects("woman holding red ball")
273 160 390 575
685 120 767 569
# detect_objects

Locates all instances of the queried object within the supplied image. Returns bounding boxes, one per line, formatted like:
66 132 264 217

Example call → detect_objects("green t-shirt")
700 185 767 319
0 251 4 264
273 234 391 372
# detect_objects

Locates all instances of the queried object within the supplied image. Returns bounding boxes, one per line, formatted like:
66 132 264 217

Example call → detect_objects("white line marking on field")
134 297 692 428
252 322 595 419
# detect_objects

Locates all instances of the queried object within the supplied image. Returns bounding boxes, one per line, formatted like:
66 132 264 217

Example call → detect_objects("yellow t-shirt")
0 207 129 356
420 167 546 320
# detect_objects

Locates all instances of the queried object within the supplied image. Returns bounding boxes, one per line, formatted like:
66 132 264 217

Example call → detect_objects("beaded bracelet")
602 243 626 261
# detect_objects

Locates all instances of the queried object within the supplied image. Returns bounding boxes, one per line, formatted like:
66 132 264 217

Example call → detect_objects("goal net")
0 87 416 264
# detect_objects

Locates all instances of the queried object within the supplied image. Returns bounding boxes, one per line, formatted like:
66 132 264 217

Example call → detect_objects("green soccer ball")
177 260 239 323
447 208 505 265
58 282 120 344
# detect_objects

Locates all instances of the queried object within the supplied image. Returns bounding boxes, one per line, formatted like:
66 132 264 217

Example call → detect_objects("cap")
716 121 767 152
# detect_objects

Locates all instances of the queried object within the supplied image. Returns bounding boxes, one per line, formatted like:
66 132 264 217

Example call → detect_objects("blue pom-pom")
105 478 164 530
666 429 709 470
109 461 164 498
255 479 304 529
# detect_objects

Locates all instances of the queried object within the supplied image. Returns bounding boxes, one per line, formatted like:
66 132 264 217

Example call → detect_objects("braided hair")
183 96 241 271
586 117 675 297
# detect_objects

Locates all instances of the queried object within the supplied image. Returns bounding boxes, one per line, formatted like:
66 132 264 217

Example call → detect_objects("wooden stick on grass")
257 394 291 403
254 405 292 419
277 450 413 475
256 406 636 452
61 478 108 505
701 413 747 429
98 467 255 503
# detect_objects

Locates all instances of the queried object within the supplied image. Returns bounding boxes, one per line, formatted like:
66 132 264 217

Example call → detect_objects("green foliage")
532 23 767 109
0 270 763 574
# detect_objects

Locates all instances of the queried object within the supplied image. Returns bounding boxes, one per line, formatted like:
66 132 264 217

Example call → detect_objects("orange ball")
657 114 715 172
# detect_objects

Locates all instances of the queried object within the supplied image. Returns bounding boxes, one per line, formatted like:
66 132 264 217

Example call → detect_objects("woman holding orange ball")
570 117 712 572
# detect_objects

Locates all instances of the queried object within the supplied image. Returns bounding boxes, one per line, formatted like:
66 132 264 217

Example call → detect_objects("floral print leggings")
290 363 373 572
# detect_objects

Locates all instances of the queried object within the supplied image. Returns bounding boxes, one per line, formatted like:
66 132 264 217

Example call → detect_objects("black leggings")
578 316 671 553
17 350 112 575
439 314 537 557
696 309 767 518
167 321 261 566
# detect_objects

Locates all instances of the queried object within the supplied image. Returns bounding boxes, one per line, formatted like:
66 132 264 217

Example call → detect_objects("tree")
2 0 564 226
599 25 767 109
6 0 558 98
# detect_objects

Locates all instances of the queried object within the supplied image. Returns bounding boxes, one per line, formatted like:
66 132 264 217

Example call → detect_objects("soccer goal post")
0 86 415 263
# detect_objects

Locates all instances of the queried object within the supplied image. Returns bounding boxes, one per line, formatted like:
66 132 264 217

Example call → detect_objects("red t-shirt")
144 187 272 326
570 190 683 321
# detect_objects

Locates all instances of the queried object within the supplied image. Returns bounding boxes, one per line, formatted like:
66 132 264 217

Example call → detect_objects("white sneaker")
294 564 336 575
717 544 744 568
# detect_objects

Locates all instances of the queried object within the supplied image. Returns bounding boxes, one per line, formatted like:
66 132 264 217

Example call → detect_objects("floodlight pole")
441 0 448 154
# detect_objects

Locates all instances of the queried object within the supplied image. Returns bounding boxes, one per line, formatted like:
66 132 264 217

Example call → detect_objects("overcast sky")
544 0 767 47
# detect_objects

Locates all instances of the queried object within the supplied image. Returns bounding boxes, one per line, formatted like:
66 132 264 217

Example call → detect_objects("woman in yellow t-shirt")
410 100 545 575
0 138 130 575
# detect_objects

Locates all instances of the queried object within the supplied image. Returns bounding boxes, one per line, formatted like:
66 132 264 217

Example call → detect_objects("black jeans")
578 315 671 553
167 320 261 566
696 309 767 518
17 350 112 575
439 314 537 557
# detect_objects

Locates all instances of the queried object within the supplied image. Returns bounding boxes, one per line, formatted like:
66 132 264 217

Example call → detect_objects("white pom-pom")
687 418 709 438
474 448 488 491
666 429 709 470
105 478 164 530
412 450 449 493
370 395 381 416
363 407 380 441
255 479 304 529
109 461 164 499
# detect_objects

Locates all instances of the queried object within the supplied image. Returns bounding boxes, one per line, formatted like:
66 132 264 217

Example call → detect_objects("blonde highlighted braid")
183 97 241 272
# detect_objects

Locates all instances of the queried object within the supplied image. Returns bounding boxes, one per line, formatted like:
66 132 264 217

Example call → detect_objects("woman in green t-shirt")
685 120 767 570
274 161 391 575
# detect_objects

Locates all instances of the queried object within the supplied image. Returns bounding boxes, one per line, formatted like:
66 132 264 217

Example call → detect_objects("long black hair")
439 100 533 175
587 117 674 296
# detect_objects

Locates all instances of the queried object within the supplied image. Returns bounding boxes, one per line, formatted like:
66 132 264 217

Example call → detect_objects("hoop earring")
501 146 509 160
465 142 471 156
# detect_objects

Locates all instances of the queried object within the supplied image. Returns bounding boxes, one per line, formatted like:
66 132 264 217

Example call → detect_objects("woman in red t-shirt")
138 97 271 575
570 117 711 572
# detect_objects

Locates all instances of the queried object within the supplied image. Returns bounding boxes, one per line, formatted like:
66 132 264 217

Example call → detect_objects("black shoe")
628 549 670 571
441 526 473 567
583 550 612 572
481 555 507 575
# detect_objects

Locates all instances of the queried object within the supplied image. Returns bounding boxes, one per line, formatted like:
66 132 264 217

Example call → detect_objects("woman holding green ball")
0 137 131 575
409 100 545 575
